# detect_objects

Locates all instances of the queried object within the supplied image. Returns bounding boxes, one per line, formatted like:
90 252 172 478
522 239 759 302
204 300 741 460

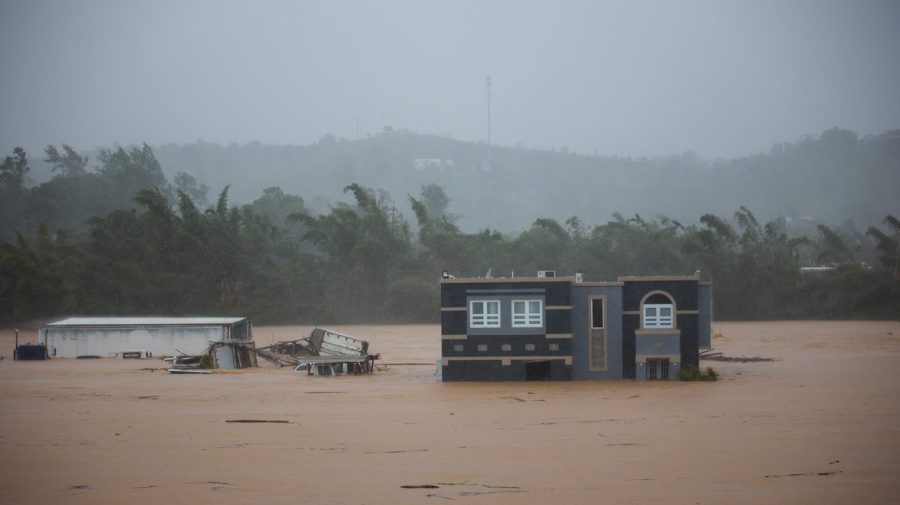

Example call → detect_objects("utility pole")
485 76 492 147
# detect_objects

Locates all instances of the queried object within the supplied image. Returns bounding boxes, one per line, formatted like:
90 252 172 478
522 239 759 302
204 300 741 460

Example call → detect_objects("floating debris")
701 351 777 362
167 341 258 373
255 328 380 376
225 419 290 424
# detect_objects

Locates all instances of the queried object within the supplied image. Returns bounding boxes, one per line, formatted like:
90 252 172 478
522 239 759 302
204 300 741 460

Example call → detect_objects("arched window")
641 292 675 329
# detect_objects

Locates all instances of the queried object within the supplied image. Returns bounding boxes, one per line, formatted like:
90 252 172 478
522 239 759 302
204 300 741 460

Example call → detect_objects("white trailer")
40 317 252 358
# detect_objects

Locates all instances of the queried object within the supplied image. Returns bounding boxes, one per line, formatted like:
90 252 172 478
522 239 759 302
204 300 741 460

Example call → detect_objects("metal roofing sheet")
46 317 247 327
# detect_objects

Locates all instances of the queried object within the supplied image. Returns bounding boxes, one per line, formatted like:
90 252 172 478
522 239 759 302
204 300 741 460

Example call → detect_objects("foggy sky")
2 0 899 160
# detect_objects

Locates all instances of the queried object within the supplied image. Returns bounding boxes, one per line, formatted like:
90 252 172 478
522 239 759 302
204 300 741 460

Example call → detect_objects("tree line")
1 144 898 325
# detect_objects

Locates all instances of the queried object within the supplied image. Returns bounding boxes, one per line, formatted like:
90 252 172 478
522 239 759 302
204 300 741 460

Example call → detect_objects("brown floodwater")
0 321 898 504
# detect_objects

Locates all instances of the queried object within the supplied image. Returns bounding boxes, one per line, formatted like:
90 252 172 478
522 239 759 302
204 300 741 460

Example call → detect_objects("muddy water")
0 321 898 504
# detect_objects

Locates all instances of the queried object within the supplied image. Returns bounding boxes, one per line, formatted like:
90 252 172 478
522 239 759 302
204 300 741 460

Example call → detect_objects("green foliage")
0 147 31 241
679 365 718 381
815 224 853 265
44 144 88 176
173 172 209 208
419 183 452 221
385 277 439 322
0 147 30 189
1 140 899 325
867 215 900 277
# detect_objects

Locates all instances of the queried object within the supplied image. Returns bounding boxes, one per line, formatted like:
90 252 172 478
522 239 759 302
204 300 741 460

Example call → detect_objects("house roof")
441 274 708 284
45 317 247 327
441 276 576 284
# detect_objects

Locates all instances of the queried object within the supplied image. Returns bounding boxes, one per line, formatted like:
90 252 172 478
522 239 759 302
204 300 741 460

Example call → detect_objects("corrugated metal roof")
45 317 247 327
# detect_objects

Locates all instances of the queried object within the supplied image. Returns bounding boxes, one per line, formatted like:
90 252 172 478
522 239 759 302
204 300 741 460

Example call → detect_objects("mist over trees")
1 130 899 325
142 127 899 232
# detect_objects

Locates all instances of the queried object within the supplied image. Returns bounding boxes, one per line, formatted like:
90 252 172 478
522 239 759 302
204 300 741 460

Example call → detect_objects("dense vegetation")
1 137 898 325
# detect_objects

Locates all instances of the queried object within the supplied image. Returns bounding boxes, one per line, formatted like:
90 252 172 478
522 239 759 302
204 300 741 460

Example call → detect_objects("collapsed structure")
36 318 377 375
256 328 379 376
440 272 712 381
167 340 259 373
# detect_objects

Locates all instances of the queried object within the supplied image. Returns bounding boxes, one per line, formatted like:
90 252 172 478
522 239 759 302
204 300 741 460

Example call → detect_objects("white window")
501 344 511 351
453 344 464 352
477 344 488 352
525 344 535 351
469 300 501 328
512 299 543 327
548 343 560 351
643 304 674 328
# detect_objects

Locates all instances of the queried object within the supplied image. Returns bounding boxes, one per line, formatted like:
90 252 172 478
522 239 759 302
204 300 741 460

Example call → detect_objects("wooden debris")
701 351 776 362
365 448 429 454
764 471 842 478
225 419 290 424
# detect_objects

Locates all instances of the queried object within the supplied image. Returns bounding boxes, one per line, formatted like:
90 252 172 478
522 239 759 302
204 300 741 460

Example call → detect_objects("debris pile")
700 349 776 362
255 328 380 376
167 340 258 373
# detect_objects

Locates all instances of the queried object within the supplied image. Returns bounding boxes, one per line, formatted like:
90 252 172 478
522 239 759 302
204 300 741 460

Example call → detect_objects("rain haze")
2 0 899 159
3 5 900 503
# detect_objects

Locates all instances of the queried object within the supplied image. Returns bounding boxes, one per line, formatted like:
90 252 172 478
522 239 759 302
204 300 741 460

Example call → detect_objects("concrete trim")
623 310 640 315
441 335 467 340
577 281 624 286
546 305 572 310
442 277 574 284
618 275 700 282
640 290 677 329
676 310 699 315
635 329 681 336
545 333 572 339
588 295 608 372
440 307 466 312
442 356 573 366
466 288 544 294
636 354 680 361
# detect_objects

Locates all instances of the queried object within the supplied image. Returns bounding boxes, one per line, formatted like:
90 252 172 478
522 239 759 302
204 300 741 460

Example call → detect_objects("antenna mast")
485 76 492 147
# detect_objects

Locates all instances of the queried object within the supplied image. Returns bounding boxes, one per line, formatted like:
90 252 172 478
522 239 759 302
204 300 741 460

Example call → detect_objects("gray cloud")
2 0 899 158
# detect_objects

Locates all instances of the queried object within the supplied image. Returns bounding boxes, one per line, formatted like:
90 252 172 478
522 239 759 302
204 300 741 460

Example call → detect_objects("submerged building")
40 317 252 358
440 273 711 381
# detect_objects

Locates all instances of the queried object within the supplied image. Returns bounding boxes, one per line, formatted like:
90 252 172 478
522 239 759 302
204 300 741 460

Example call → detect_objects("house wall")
634 330 682 381
441 359 571 381
440 279 572 381
677 314 700 369
698 284 712 349
441 276 709 382
622 279 701 378
228 319 252 341
571 285 623 379
44 326 226 358
465 294 546 336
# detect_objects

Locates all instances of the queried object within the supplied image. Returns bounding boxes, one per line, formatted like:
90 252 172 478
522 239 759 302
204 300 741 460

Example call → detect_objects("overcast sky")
2 0 899 159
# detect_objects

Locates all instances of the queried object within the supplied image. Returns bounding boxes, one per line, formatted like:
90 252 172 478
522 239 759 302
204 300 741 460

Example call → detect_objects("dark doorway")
525 361 552 381
646 358 670 380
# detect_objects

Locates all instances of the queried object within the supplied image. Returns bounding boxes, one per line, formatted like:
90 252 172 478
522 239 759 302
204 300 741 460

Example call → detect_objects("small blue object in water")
15 344 49 361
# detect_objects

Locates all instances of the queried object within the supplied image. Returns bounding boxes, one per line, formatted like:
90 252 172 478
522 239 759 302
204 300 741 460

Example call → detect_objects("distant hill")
151 127 900 232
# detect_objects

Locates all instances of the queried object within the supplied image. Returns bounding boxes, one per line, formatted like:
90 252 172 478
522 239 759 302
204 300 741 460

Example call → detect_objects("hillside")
148 127 900 232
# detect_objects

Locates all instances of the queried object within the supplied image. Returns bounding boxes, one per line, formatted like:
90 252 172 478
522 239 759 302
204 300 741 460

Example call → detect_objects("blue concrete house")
440 272 712 381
